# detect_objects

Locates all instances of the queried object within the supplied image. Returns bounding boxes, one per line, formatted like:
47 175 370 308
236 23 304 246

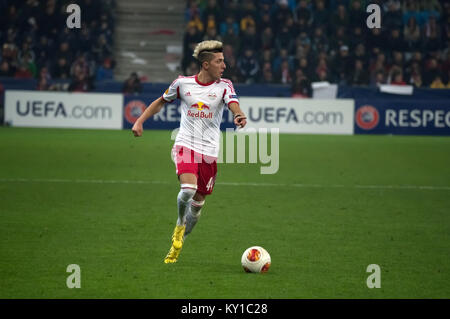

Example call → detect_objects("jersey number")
206 177 215 191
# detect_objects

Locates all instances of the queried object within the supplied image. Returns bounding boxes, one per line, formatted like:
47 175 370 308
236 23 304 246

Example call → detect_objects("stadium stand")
0 0 449 100
0 0 116 91
182 0 450 96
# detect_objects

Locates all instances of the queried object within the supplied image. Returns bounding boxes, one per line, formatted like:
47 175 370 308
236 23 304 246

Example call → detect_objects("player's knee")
179 184 197 201
193 192 205 202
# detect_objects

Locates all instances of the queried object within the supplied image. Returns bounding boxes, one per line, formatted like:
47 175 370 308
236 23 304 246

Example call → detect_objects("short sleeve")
162 77 180 102
222 80 239 107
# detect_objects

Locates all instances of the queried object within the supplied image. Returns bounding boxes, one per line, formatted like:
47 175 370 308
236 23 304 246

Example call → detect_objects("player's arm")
229 102 247 128
131 97 166 137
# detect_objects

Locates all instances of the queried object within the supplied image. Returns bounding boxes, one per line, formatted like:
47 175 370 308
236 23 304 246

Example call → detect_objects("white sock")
176 184 197 226
185 199 205 236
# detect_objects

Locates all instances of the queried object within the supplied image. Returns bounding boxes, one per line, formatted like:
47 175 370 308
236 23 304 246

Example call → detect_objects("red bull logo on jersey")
191 102 210 111
188 102 213 119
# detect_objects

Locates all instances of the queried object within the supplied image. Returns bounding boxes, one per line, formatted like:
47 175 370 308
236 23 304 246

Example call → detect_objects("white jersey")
162 74 239 158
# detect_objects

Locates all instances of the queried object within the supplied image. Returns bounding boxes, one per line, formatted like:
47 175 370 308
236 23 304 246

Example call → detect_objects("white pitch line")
1 178 450 191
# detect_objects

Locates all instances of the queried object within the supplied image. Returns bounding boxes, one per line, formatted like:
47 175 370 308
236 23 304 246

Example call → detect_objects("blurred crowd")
0 0 116 92
182 0 450 97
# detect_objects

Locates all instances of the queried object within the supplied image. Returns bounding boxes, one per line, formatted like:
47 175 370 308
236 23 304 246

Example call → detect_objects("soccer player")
132 40 247 263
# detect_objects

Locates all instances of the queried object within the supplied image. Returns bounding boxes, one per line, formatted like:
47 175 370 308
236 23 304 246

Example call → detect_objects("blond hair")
192 40 223 65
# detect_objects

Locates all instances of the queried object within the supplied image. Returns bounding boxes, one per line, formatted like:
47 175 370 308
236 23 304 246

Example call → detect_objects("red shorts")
172 145 217 195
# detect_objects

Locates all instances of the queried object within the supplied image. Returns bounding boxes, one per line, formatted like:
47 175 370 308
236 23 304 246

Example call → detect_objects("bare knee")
193 192 205 202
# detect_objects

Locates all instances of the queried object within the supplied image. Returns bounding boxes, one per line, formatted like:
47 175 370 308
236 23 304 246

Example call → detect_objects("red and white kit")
163 74 239 195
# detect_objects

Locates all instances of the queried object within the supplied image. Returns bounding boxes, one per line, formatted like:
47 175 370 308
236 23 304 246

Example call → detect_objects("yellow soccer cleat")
164 245 179 264
163 225 186 263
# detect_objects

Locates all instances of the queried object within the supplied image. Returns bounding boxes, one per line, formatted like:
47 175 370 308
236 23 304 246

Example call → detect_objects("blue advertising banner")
354 99 450 135
123 93 235 131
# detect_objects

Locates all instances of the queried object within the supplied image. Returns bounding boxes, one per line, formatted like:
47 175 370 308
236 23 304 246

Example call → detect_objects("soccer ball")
241 246 271 273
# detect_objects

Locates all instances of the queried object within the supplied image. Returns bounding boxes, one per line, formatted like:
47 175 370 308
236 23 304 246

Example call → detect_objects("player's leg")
184 192 205 237
164 173 197 264
184 155 217 238
177 173 197 226
165 146 199 263
165 173 197 263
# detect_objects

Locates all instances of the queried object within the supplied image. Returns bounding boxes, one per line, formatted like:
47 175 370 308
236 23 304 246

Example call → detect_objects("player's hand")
234 114 247 128
132 121 143 137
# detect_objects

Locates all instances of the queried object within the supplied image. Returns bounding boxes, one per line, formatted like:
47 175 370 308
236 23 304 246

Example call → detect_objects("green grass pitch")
0 126 449 298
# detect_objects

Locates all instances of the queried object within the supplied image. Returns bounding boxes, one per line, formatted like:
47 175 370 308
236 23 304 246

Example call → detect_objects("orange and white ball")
241 246 271 273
